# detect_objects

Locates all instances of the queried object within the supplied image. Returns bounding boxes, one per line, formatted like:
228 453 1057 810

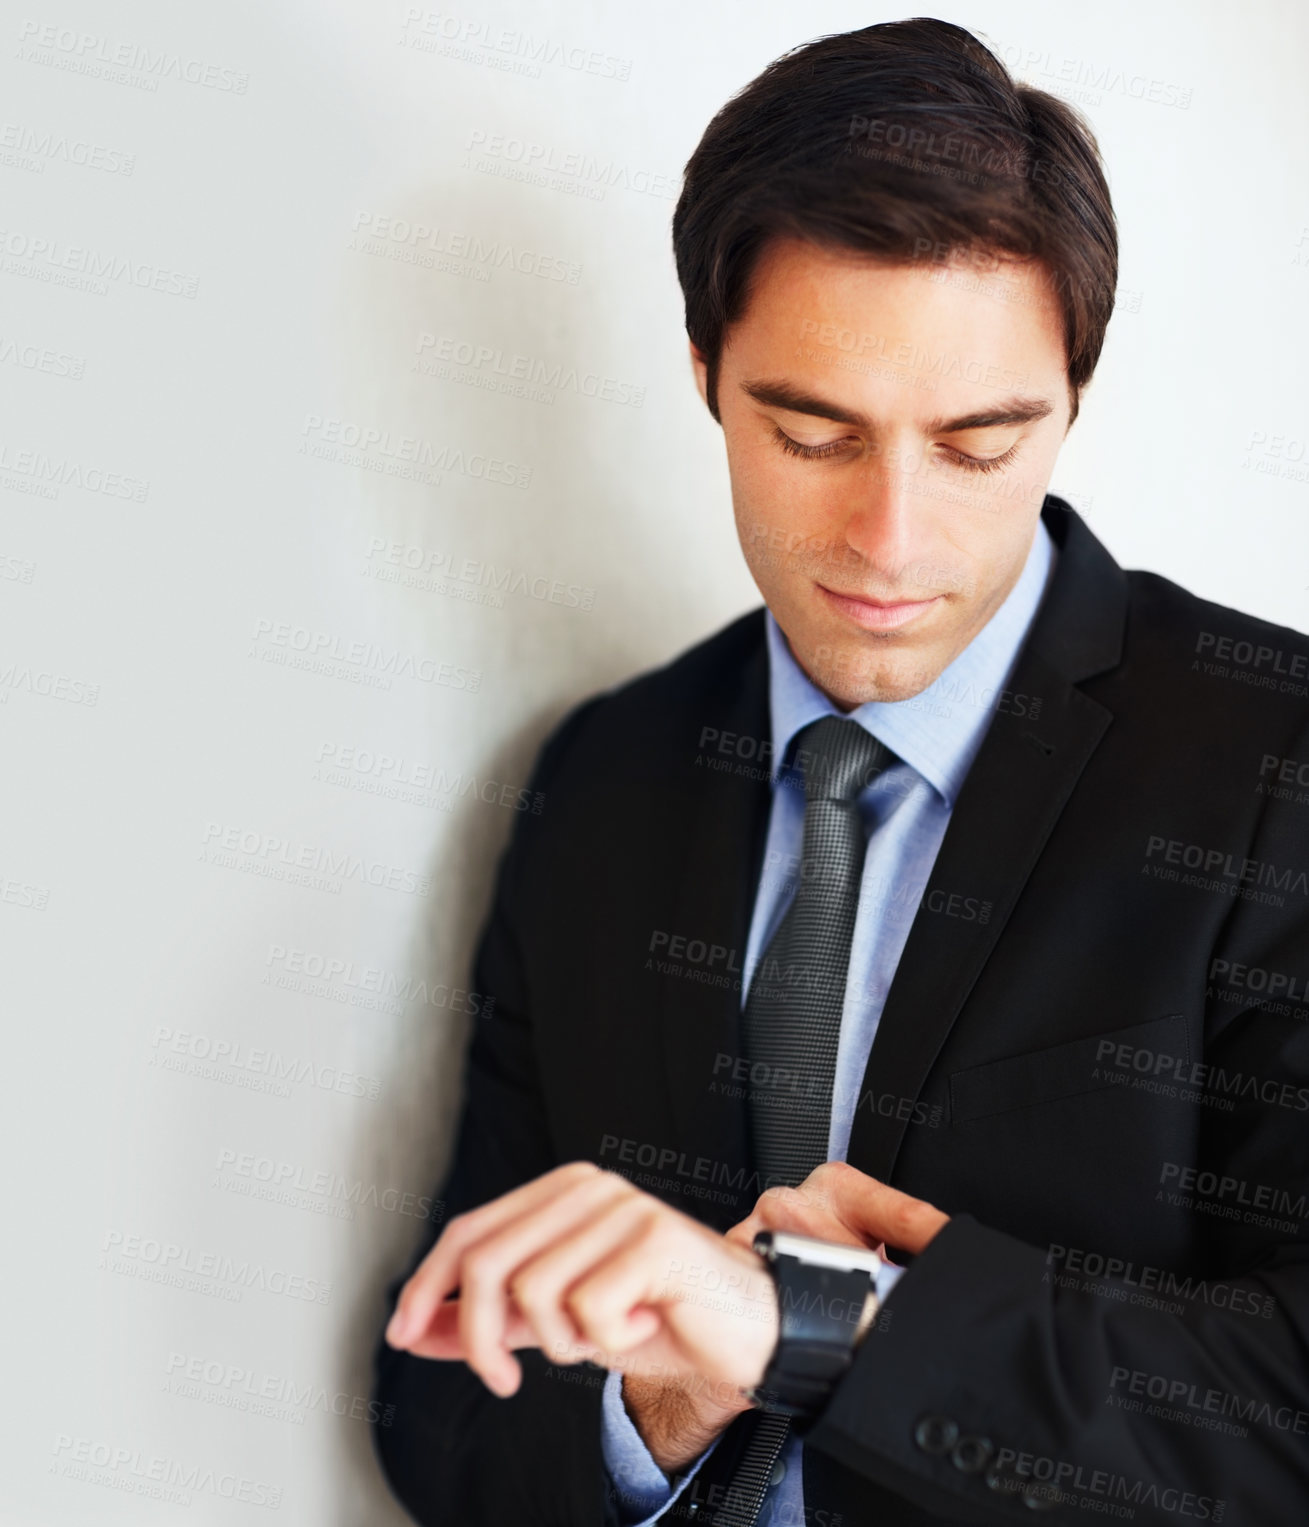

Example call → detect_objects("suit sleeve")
369 696 623 1527
802 716 1309 1525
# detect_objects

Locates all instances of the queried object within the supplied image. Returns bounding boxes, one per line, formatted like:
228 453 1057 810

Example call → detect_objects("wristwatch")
742 1230 882 1431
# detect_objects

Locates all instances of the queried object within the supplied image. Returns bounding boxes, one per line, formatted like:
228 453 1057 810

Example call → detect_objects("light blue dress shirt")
600 519 1058 1525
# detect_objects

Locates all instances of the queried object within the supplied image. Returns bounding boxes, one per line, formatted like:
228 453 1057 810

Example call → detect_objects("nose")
839 443 921 589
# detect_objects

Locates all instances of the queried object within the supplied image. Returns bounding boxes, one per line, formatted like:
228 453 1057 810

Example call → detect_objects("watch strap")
748 1256 875 1431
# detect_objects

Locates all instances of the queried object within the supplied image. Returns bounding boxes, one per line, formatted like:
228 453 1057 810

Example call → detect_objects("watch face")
766 1230 885 1275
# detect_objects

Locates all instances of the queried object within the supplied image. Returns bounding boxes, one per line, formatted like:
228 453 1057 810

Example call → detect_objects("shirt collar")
765 517 1057 808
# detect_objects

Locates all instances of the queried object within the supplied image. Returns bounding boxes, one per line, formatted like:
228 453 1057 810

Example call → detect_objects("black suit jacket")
371 497 1309 1525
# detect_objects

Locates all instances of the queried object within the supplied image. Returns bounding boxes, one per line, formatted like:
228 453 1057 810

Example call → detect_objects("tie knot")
791 715 890 803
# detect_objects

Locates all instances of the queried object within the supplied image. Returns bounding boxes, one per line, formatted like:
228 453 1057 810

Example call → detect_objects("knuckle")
440 1210 479 1248
508 1270 550 1318
569 1302 616 1348
460 1246 503 1288
567 1272 616 1319
595 1167 633 1195
888 1197 916 1242
631 1209 667 1251
563 1283 598 1330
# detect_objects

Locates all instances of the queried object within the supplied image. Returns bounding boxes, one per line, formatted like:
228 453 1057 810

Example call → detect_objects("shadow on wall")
331 167 684 1516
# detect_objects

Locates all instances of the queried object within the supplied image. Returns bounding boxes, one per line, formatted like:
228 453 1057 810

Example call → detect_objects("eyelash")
770 425 1019 475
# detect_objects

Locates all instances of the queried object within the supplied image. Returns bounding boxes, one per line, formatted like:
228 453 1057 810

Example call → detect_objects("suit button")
1022 1481 1059 1512
769 1457 787 1486
985 1459 1018 1496
913 1415 959 1454
950 1435 993 1473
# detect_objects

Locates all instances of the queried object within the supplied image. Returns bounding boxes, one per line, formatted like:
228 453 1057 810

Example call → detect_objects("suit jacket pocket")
949 1012 1191 1124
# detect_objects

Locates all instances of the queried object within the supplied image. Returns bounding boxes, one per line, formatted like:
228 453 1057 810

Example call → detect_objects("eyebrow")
739 377 1055 435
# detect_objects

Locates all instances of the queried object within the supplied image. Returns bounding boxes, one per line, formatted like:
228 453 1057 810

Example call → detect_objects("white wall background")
2 1 1307 1522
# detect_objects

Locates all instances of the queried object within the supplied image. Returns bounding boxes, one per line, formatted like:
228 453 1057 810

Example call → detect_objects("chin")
803 634 946 707
868 675 936 704
801 642 896 702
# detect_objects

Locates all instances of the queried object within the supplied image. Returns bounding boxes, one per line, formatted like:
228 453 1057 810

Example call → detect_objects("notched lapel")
845 655 1113 1181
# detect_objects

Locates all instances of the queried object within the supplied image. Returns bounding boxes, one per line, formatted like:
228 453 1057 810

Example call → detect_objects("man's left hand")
726 1159 949 1261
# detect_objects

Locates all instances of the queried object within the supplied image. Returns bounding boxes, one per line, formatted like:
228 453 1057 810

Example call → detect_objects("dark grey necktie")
713 715 893 1527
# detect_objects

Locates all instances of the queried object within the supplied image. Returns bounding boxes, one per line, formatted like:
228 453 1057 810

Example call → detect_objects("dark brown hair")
672 17 1117 426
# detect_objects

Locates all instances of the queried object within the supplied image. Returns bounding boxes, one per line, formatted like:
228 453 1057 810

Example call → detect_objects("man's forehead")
743 235 1054 323
724 240 1068 414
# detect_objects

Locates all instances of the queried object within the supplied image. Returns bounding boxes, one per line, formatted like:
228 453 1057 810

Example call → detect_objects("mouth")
815 582 943 632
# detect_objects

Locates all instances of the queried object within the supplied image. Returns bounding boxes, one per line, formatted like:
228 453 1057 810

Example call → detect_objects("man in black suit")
371 18 1309 1525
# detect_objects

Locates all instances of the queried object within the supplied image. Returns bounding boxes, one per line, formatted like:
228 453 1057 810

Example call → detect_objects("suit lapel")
846 497 1127 1183
844 651 1113 1181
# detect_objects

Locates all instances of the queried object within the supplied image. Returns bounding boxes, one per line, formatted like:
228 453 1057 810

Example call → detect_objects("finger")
723 1219 757 1250
567 1224 773 1386
404 1299 463 1359
457 1171 635 1395
736 1183 864 1250
507 1193 662 1368
388 1161 599 1347
405 1301 540 1362
386 1161 601 1348
804 1164 948 1254
561 1216 676 1357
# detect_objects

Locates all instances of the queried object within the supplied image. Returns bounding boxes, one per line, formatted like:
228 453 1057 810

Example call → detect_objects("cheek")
736 454 846 543
728 435 788 508
957 520 1041 609
729 446 813 542
739 501 840 595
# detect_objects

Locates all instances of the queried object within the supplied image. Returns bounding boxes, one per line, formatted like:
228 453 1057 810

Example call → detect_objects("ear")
689 339 710 410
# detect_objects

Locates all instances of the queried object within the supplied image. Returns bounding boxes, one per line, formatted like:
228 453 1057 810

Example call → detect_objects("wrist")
621 1370 748 1476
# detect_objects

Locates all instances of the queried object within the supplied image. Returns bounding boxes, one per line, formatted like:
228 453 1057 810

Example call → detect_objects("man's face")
691 236 1073 708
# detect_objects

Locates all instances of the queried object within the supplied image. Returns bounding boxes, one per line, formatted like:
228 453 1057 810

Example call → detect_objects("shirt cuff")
600 1368 723 1525
875 1257 907 1305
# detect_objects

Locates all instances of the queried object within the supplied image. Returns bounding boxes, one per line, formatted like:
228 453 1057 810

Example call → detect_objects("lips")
825 588 915 608
816 582 941 631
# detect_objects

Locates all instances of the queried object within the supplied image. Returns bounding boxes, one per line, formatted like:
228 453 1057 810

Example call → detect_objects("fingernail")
386 1309 407 1345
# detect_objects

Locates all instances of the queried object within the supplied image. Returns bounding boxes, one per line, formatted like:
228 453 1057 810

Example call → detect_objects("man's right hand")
617 1366 754 1476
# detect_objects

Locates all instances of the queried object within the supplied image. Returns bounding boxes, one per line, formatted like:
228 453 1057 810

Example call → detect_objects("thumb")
835 1175 948 1256
723 1220 757 1251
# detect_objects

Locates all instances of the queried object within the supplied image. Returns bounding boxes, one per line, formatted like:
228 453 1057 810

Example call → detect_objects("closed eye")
939 442 1020 475
770 425 855 461
771 424 1020 475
